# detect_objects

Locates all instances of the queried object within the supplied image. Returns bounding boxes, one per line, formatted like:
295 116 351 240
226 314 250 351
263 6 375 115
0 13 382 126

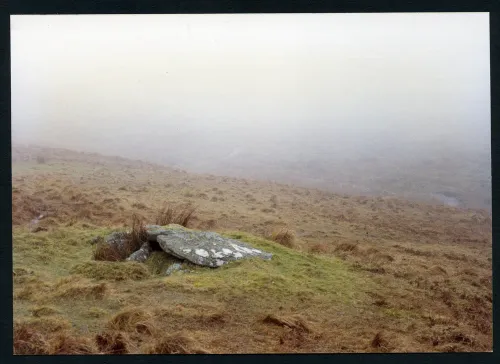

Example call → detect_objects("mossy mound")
71 261 150 281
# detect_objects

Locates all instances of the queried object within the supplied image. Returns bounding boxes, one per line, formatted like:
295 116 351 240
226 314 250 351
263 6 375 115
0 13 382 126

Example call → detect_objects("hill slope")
12 145 492 353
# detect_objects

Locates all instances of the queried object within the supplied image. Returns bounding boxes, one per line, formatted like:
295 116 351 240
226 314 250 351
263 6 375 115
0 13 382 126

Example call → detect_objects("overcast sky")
11 13 490 159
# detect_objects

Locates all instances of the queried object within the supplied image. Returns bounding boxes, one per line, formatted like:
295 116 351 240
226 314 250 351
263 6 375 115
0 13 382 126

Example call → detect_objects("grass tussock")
95 332 129 354
19 317 72 334
71 261 150 281
129 213 148 251
309 243 330 254
93 242 124 262
155 202 197 227
14 321 49 355
268 228 296 248
14 320 97 355
371 331 390 351
417 325 477 350
48 334 96 354
144 333 211 354
93 214 147 261
54 281 107 300
107 308 155 333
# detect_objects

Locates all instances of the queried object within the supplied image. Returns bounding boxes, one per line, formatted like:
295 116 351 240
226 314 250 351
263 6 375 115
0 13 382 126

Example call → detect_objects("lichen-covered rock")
156 226 273 267
126 242 152 263
165 263 183 276
105 232 129 250
145 225 172 242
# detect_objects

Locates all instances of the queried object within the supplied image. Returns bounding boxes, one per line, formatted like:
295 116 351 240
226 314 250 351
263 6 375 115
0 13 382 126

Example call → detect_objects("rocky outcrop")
106 224 274 268
145 225 172 242
155 227 273 267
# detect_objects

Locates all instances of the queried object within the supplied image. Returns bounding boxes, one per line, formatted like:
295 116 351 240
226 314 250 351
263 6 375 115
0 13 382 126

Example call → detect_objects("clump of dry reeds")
155 202 196 227
93 214 147 262
268 228 296 248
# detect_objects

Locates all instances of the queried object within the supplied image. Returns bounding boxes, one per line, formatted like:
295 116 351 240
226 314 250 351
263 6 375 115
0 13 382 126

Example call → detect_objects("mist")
10 13 491 210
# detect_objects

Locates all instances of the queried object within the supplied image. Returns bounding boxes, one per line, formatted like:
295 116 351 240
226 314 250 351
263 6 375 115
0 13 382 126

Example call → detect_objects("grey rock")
145 224 177 242
28 214 45 232
156 226 273 267
105 231 129 243
105 232 129 250
126 242 153 262
165 263 183 276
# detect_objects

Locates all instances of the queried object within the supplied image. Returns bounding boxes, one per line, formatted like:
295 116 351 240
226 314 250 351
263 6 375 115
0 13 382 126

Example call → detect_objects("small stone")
126 242 153 263
165 263 183 276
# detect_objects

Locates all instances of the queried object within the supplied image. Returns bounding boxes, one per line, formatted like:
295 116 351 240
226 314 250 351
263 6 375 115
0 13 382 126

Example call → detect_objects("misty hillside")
14 134 491 213
10 13 492 354
12 145 492 353
150 134 491 212
11 14 491 213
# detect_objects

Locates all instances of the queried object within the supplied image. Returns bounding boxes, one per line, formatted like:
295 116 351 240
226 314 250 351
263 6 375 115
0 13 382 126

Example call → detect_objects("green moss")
71 261 150 281
13 225 118 278
159 231 375 305
14 225 376 328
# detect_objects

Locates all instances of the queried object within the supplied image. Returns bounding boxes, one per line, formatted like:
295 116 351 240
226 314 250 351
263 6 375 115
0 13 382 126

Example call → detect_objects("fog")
11 13 491 210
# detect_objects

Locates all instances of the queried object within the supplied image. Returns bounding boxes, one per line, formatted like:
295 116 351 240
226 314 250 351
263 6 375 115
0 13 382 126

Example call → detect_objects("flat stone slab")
155 226 273 267
145 224 182 242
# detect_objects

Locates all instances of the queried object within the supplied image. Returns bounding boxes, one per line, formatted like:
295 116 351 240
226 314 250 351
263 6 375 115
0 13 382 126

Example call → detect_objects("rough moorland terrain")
12 145 492 354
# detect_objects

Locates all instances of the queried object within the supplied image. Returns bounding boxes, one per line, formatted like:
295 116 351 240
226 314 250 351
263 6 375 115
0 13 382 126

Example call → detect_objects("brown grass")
144 333 211 354
263 314 312 333
268 228 296 248
95 332 129 354
129 213 147 251
54 282 107 300
155 202 197 227
107 308 155 334
31 306 60 318
93 214 146 261
48 334 96 354
14 321 50 355
12 145 493 353
309 242 330 254
93 242 124 262
71 261 150 281
371 332 389 350
14 318 97 355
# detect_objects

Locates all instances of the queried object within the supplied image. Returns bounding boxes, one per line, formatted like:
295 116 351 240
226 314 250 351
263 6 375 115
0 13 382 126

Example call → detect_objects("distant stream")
431 193 462 207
